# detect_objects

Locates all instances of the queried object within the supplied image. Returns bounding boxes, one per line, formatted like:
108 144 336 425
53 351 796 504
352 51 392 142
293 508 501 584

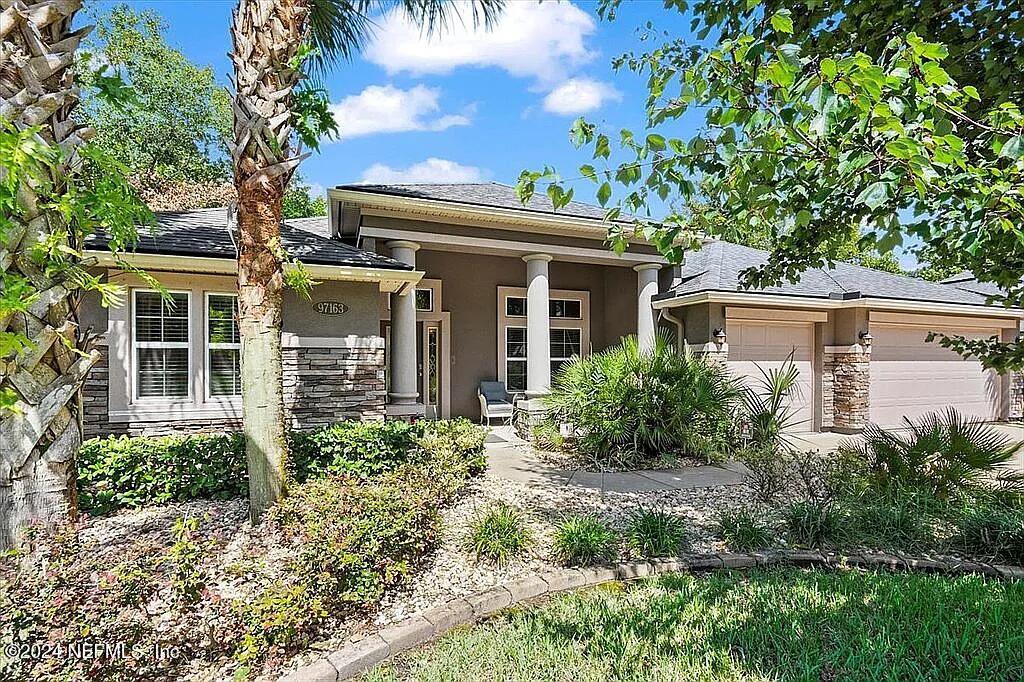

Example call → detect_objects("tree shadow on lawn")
487 569 1024 682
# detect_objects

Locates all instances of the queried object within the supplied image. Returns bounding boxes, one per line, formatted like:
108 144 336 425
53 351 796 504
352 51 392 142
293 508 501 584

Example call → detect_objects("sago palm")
229 0 504 520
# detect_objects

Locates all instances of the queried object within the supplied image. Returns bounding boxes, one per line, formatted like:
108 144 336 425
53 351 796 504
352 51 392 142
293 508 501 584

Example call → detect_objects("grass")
712 509 775 552
464 502 532 565
364 568 1024 682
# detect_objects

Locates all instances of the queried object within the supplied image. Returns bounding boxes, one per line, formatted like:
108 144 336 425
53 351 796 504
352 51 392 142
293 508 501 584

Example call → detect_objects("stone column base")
514 398 550 438
386 403 426 422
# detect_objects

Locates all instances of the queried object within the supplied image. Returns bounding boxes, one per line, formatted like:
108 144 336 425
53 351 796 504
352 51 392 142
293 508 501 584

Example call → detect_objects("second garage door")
729 321 815 432
869 323 1003 428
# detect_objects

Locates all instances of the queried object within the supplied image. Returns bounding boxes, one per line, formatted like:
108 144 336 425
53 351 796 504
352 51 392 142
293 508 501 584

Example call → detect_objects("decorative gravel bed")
72 452 755 681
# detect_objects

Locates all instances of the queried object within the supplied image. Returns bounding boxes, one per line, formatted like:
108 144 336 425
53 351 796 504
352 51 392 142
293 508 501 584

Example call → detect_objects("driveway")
789 423 1024 473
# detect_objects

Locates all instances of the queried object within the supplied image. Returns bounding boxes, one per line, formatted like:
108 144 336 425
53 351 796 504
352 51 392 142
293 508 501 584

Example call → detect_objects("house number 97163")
314 301 349 315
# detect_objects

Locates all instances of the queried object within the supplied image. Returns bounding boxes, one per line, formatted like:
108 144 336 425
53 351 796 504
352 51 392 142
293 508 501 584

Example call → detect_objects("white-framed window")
505 326 528 391
132 289 190 400
497 286 590 391
550 328 582 375
206 293 241 397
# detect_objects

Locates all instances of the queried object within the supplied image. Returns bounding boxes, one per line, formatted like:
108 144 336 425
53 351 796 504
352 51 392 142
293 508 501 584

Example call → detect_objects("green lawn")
365 569 1024 682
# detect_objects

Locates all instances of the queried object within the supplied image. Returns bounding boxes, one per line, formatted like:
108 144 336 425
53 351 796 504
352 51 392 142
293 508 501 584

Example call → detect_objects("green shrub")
77 433 246 515
551 515 618 566
624 508 689 557
289 419 424 480
78 419 487 517
464 503 532 565
783 501 845 548
950 505 1024 564
545 334 742 468
712 509 775 552
736 445 790 503
841 408 1024 501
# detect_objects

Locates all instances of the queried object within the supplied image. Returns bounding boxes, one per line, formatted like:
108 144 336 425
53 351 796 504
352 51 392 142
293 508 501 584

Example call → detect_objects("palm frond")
306 0 505 72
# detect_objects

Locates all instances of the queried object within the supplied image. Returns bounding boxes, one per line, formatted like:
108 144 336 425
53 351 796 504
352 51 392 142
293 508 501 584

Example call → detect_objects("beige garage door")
729 321 815 432
869 324 1002 428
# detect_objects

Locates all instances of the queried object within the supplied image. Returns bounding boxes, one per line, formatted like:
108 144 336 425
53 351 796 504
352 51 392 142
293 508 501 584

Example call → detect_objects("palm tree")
229 0 504 520
0 0 99 547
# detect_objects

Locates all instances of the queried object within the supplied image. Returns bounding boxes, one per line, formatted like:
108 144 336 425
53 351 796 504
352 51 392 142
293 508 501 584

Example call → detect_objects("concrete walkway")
485 429 747 493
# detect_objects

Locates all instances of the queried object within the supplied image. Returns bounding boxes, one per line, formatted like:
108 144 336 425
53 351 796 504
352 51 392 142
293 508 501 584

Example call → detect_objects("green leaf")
999 135 1023 160
855 181 891 209
820 58 837 80
769 10 794 34
578 164 598 182
646 134 666 151
594 134 610 160
596 181 611 207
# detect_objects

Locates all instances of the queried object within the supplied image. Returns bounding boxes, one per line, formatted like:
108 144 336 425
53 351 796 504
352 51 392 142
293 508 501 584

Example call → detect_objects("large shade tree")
229 0 504 520
519 0 1024 370
0 0 147 546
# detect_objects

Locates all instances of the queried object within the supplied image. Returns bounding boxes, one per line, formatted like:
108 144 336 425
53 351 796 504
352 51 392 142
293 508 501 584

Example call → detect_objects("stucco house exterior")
81 182 1024 438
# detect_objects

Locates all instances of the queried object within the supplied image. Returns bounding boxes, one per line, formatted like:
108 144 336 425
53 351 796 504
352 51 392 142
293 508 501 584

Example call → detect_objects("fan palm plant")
840 408 1024 501
741 351 803 452
545 334 742 468
229 0 503 520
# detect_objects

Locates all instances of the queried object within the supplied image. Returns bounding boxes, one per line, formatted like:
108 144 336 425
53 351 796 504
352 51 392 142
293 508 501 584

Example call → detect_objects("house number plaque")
314 301 349 316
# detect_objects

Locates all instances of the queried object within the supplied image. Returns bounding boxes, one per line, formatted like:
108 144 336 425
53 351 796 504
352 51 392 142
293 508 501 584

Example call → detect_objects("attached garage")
869 313 1010 428
728 310 818 432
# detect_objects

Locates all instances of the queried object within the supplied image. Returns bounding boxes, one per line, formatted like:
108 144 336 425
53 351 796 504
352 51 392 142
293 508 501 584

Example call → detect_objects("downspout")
660 308 685 351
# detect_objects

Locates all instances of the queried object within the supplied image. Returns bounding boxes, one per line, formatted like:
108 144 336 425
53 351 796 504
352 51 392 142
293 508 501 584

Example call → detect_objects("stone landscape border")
279 550 1024 682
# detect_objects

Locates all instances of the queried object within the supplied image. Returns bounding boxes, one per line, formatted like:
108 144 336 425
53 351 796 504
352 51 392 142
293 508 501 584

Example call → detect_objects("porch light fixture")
713 328 727 344
859 330 873 343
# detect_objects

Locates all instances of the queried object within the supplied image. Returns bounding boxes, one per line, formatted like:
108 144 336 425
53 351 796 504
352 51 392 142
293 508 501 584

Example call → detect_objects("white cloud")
364 2 597 84
358 158 488 184
330 84 472 140
542 78 621 115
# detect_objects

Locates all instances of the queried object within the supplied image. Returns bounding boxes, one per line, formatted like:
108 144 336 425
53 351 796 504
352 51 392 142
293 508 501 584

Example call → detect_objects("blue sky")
91 0 699 217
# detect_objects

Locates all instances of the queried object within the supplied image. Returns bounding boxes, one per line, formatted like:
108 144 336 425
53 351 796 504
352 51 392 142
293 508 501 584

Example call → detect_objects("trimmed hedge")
77 418 486 516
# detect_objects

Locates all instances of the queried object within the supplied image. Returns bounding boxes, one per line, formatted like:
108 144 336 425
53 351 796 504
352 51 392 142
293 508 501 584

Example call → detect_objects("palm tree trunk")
229 0 308 521
0 0 97 547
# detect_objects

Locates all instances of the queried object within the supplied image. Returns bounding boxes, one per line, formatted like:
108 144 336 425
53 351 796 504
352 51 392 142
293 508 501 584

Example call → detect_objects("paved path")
485 430 747 493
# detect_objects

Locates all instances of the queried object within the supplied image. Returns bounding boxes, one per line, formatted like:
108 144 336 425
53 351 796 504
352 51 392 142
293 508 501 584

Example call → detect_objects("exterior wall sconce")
713 328 727 344
859 330 873 344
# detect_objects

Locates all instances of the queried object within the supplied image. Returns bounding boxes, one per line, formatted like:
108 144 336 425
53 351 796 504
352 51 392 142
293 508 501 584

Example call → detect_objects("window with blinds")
207 294 241 397
133 291 190 399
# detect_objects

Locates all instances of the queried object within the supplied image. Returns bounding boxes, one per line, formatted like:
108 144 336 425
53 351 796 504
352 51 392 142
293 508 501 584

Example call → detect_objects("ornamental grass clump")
545 334 742 469
950 504 1024 564
624 508 689 557
465 503 533 565
551 515 618 566
712 509 775 552
783 501 846 549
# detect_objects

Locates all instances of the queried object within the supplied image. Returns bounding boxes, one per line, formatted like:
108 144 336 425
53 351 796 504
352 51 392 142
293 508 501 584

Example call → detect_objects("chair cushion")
479 381 511 402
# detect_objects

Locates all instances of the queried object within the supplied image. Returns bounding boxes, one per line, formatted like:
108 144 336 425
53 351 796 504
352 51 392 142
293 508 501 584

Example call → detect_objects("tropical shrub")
77 433 246 515
531 421 566 451
416 418 488 478
464 503 532 565
840 408 1024 501
551 515 618 566
712 509 775 551
624 508 689 557
736 445 790 503
545 334 742 468
782 501 845 548
845 493 934 551
741 354 803 451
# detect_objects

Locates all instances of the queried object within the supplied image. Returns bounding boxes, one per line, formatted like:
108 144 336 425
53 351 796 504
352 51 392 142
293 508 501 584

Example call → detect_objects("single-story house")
81 182 1024 438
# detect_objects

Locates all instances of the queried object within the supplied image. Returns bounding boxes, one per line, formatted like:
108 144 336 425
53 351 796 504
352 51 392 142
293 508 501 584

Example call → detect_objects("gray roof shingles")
86 207 411 271
656 240 1003 308
336 182 616 221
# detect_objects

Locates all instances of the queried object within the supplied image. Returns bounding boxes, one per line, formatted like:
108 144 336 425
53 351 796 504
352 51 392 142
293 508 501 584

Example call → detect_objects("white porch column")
635 263 661 352
523 253 552 398
387 240 420 408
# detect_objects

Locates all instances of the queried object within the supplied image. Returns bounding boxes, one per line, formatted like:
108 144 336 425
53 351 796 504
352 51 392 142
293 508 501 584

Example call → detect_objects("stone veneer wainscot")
83 338 385 439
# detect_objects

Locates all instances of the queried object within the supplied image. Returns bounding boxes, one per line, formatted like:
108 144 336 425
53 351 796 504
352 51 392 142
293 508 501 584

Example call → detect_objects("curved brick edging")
278 551 1024 682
